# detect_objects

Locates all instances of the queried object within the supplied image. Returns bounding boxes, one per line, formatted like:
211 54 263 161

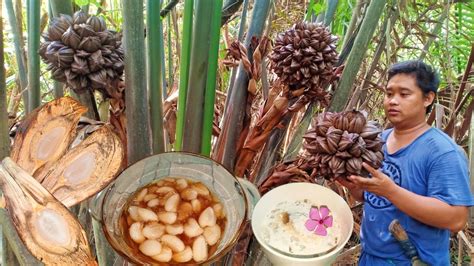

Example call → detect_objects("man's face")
383 73 434 129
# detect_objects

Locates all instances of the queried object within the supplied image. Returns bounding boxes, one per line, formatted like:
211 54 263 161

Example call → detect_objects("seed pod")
61 27 81 50
73 11 89 25
86 16 106 32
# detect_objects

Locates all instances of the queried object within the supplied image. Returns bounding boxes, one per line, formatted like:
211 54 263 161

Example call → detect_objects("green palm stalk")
175 0 194 151
201 0 223 156
122 0 152 163
27 0 41 112
329 0 387 112
182 0 217 153
147 0 166 154
5 0 28 111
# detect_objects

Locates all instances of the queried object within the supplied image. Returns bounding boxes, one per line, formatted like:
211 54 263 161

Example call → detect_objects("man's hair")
387 60 440 113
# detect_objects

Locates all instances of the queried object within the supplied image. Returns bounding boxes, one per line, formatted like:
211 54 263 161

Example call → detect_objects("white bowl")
251 183 353 266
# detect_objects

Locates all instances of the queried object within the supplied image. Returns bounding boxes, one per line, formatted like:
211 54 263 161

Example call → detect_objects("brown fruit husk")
303 110 384 180
35 126 124 207
10 97 87 177
0 158 96 265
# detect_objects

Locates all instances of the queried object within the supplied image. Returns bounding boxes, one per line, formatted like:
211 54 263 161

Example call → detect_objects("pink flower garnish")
304 205 333 236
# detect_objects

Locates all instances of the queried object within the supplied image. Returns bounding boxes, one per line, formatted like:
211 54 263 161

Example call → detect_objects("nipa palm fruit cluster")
39 11 124 96
269 22 339 107
303 111 384 180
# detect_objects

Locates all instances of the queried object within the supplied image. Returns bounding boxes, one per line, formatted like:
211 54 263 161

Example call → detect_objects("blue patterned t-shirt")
360 127 474 265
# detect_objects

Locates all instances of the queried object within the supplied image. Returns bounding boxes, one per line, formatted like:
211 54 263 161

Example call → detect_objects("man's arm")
348 163 468 232
384 184 468 232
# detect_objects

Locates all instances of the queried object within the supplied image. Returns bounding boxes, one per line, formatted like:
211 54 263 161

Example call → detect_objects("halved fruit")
10 97 87 178
0 157 96 265
36 125 124 207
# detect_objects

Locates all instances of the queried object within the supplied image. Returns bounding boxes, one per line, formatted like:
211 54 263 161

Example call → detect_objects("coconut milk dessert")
261 199 341 256
121 177 227 264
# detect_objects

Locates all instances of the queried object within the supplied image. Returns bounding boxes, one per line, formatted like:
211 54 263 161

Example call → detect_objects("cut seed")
163 178 176 183
192 183 210 196
172 246 193 263
176 178 188 191
180 188 198 201
191 199 202 213
142 222 165 239
129 222 145 243
198 207 216 228
137 207 158 222
203 224 221 246
128 206 140 221
161 234 185 253
151 246 172 263
155 186 175 195
192 235 208 262
135 188 148 202
147 198 160 208
143 194 157 202
164 194 180 212
184 218 203 238
139 239 162 257
158 211 177 224
165 224 184 235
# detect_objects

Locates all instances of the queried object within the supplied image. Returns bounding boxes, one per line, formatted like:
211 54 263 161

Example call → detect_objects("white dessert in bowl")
251 183 353 266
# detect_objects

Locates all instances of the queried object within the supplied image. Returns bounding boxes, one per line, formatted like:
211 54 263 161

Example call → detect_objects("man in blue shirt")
338 60 474 265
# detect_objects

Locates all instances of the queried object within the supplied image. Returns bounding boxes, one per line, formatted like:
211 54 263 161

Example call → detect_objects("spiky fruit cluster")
39 11 124 96
269 22 339 104
303 111 384 180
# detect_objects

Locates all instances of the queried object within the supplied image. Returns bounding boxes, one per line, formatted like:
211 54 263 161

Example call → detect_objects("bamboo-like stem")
159 8 167 99
201 0 223 156
214 0 272 170
122 0 152 164
221 0 243 26
347 5 399 110
27 0 41 112
147 0 165 154
341 0 366 50
0 2 9 161
419 10 448 60
324 0 339 27
182 0 215 153
5 0 28 112
329 0 387 112
225 0 249 103
167 13 174 92
160 0 179 17
175 0 194 151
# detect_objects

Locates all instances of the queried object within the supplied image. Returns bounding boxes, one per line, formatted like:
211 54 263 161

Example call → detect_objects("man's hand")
336 176 364 202
347 162 397 198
